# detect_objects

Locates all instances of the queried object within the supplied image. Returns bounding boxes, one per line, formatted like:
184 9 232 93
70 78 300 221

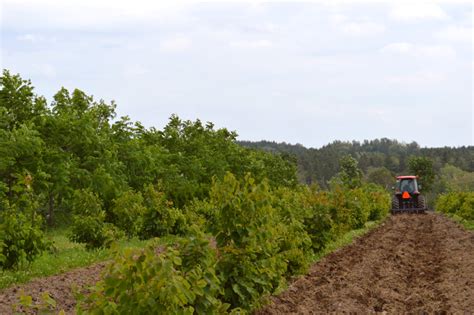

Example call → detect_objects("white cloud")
380 42 456 58
17 34 42 43
330 14 385 36
436 26 472 43
389 3 449 21
229 39 272 49
340 21 385 36
33 63 57 78
386 71 445 84
123 64 149 76
159 37 192 53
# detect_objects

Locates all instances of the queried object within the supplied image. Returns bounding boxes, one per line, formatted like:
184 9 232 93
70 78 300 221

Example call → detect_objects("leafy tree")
408 156 435 191
335 155 363 189
366 166 394 189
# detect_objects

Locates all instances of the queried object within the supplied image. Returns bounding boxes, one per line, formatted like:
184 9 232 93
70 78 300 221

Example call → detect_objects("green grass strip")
0 229 174 290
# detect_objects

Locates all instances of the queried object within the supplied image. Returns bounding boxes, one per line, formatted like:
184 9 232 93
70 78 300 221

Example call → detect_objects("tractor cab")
391 176 426 214
395 176 420 195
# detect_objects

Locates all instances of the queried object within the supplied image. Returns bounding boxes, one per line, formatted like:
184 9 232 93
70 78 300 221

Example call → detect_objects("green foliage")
0 208 48 269
435 164 474 193
140 184 188 239
209 173 287 309
365 166 393 189
69 190 120 249
240 139 474 190
14 290 65 315
408 156 435 191
77 231 228 314
437 192 474 221
333 155 363 189
459 195 474 221
302 189 334 252
364 184 391 221
271 187 312 276
110 190 146 238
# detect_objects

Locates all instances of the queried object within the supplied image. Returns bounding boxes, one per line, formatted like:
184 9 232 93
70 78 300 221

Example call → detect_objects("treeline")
238 139 474 191
0 69 296 268
0 70 296 226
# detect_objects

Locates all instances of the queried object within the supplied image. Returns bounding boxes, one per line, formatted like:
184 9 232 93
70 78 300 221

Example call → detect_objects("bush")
346 188 370 229
77 230 228 314
111 190 146 238
0 209 48 269
302 189 334 252
459 194 474 220
69 189 120 249
140 184 188 239
209 173 287 309
70 215 120 250
271 187 312 276
437 192 474 222
364 184 390 221
328 186 354 236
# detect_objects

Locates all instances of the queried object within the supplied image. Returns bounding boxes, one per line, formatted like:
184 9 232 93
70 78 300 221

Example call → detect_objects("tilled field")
259 212 474 314
0 212 473 314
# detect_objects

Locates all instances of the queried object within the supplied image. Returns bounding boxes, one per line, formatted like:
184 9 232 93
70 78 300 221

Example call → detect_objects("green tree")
408 156 435 191
365 166 393 189
335 155 363 189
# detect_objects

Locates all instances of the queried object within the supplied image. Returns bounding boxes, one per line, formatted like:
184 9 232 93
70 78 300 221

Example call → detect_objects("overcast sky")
1 0 472 148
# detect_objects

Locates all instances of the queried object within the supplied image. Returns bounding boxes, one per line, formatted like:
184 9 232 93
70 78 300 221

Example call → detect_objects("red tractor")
391 176 427 214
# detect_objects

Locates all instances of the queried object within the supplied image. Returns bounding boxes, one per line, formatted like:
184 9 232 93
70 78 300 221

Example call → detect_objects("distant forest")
238 139 474 190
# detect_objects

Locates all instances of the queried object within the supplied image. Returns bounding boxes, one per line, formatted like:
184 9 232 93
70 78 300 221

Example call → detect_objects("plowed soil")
0 213 473 314
259 212 474 314
0 262 106 314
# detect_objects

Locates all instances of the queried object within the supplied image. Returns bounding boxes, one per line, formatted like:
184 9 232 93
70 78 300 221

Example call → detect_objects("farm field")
259 212 474 313
1 212 473 313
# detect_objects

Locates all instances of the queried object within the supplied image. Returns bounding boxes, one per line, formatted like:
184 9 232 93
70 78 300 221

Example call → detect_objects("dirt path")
259 212 474 314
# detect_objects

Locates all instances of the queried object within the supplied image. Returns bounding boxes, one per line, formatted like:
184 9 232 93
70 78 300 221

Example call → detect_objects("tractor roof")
396 175 418 179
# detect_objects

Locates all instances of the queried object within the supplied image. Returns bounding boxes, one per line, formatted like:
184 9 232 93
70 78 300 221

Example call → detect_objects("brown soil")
259 212 474 314
0 262 106 314
1 213 473 314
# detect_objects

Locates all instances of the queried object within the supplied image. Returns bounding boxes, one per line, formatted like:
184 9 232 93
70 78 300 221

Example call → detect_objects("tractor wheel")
391 196 399 214
417 195 426 210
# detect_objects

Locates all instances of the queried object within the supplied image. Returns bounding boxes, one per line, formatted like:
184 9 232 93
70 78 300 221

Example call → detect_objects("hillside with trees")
238 140 474 192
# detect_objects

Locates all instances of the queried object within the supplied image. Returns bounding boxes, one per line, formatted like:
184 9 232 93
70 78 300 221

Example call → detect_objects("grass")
444 213 474 230
311 220 381 263
0 228 169 290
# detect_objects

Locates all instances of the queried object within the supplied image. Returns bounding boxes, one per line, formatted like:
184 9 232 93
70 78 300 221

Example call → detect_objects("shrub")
346 188 370 229
69 189 120 249
140 184 188 239
436 192 466 215
271 187 312 275
111 190 146 238
364 184 390 221
438 192 474 222
328 186 354 236
459 194 474 220
76 230 228 314
209 173 287 309
0 208 48 269
302 189 334 252
70 215 120 250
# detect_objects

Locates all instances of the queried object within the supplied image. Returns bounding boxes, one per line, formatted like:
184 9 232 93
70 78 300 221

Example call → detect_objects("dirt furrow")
259 213 474 314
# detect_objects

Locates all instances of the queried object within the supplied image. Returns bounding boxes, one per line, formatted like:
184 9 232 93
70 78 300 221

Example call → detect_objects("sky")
1 0 473 148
